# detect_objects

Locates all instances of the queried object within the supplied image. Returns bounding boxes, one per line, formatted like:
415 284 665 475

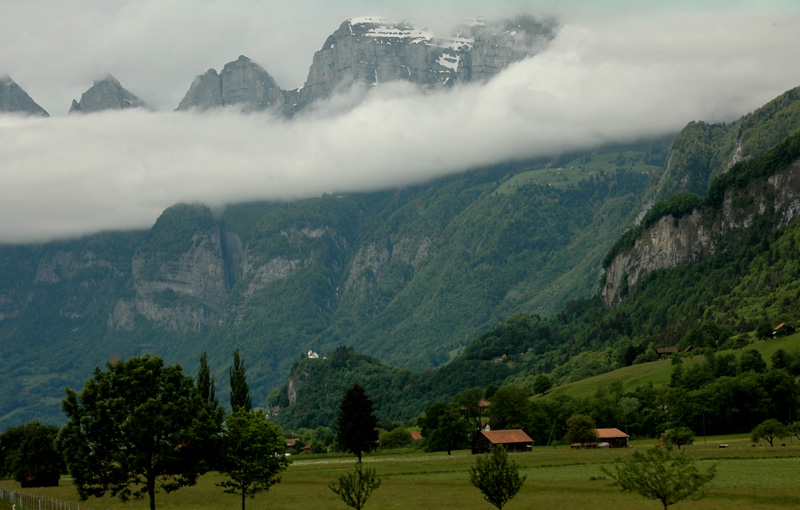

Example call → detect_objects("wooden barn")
472 429 533 454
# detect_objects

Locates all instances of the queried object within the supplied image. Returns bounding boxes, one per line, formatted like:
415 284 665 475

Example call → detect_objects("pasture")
2 439 800 510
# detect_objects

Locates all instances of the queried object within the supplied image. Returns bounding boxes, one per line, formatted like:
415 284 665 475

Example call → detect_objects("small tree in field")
329 463 381 510
469 445 526 510
217 409 289 510
602 445 716 510
663 427 695 449
751 419 789 446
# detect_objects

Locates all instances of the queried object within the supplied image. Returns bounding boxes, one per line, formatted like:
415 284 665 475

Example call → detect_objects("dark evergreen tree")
198 351 218 409
335 383 379 462
230 349 252 412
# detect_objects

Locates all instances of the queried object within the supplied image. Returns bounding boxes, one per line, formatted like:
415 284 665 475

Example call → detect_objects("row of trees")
0 351 288 510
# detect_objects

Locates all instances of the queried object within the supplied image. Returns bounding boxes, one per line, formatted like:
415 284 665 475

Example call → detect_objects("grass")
541 333 800 400
494 151 661 194
3 442 800 510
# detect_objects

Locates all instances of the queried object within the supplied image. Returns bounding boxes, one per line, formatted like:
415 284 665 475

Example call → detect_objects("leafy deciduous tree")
532 374 552 395
469 445 526 510
751 418 789 446
489 386 531 430
217 409 290 510
58 355 221 510
0 422 62 487
602 445 716 510
663 427 695 449
336 383 378 462
564 414 598 447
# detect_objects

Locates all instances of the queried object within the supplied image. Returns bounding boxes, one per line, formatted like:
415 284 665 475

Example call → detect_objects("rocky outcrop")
69 75 146 113
109 229 230 332
175 16 556 113
602 158 800 307
176 56 286 112
296 16 556 108
0 76 49 116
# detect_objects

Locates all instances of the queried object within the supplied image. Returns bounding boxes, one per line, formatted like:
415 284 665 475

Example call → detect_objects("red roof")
596 428 630 439
286 438 299 447
410 431 423 441
479 429 532 444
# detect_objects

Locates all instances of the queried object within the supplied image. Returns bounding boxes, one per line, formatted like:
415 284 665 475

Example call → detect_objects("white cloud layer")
1 1 799 243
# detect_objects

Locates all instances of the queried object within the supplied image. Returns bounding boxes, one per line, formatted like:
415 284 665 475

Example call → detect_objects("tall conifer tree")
229 349 252 412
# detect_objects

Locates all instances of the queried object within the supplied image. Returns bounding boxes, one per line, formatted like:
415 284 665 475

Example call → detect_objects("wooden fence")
0 487 98 510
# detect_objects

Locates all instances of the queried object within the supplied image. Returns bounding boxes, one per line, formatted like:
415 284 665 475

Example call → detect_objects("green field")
536 333 800 400
494 151 662 194
3 443 800 510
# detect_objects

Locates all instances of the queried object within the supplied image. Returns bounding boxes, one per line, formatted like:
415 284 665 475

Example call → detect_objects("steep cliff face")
603 156 800 307
109 229 231 332
296 16 555 108
176 56 286 112
0 76 49 116
69 75 147 113
175 16 556 113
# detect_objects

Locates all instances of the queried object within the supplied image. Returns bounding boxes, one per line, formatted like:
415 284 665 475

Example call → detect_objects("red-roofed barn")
472 429 533 454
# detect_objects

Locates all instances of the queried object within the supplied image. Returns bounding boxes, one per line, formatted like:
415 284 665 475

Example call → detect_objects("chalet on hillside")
472 429 533 454
410 430 423 442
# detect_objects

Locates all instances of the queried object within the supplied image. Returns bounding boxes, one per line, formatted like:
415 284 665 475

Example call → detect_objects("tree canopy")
603 445 716 510
58 355 222 510
217 409 290 510
469 445 526 510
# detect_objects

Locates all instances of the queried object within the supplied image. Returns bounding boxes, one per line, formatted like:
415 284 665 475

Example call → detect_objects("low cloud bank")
2 7 800 243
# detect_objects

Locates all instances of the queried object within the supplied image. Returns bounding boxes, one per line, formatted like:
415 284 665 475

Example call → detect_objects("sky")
1 0 799 243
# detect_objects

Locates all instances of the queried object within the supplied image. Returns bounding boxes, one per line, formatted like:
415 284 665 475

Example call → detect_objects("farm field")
3 441 800 510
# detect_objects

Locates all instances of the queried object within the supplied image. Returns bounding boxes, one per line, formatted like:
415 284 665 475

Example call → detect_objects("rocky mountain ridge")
1 15 556 116
68 75 147 114
0 76 49 116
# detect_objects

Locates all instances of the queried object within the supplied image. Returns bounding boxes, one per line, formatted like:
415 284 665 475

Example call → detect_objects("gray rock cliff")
0 76 49 116
602 157 800 308
176 55 286 112
295 16 556 109
69 75 147 114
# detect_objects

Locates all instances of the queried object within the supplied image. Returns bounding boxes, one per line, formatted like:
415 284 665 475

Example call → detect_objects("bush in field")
469 445 526 510
602 445 716 510
329 463 381 510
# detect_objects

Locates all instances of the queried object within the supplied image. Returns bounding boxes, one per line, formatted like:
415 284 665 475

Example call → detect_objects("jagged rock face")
109 229 231 332
0 76 49 116
176 56 285 112
176 69 223 110
69 75 146 114
296 16 555 108
602 158 800 307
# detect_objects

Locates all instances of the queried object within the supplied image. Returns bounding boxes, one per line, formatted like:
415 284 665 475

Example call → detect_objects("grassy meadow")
537 333 800 400
3 440 800 510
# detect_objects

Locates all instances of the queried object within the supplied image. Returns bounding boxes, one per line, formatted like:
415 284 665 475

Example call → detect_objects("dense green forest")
271 128 800 439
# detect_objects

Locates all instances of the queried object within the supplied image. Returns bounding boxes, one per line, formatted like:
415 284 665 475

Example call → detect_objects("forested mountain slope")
0 144 657 429
272 130 800 431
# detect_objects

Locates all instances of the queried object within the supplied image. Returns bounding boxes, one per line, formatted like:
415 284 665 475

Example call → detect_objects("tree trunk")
241 488 246 510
